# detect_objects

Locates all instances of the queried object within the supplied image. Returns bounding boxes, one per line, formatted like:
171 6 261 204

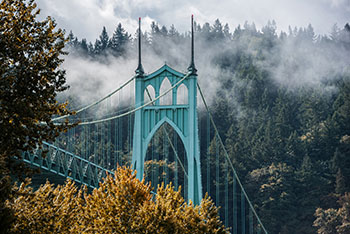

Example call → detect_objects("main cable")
76 72 191 125
197 82 269 234
52 75 136 121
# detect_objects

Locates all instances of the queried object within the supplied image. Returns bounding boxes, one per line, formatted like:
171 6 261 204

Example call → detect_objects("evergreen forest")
64 19 350 233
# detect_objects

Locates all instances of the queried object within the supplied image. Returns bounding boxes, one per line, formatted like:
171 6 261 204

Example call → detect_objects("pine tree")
94 26 109 56
109 23 130 57
79 38 89 55
336 169 346 195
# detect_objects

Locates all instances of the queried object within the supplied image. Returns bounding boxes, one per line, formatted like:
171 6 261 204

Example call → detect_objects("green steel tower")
132 16 202 205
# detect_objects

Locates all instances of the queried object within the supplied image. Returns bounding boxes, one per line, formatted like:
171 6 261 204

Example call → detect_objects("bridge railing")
22 142 113 188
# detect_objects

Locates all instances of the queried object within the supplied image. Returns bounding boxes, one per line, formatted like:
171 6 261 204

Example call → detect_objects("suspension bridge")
22 16 268 234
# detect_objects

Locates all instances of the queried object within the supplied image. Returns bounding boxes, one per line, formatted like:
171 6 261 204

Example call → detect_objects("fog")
36 0 350 42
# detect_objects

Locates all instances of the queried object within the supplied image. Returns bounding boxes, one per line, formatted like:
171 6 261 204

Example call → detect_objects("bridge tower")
132 16 202 204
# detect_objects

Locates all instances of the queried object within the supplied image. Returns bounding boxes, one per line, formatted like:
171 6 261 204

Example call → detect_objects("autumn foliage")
313 193 350 234
6 167 228 234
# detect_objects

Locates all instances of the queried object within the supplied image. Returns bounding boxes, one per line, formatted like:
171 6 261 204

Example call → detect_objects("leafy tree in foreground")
7 167 228 234
8 179 82 234
0 0 73 231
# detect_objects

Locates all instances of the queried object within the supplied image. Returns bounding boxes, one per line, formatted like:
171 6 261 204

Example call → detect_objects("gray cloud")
36 0 350 42
38 0 349 114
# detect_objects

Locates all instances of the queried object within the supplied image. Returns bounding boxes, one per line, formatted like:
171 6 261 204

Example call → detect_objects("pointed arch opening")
177 84 188 105
144 85 155 104
159 77 172 105
144 122 188 199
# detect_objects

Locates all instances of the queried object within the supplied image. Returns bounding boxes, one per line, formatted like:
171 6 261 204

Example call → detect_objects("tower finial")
188 15 197 74
136 17 144 76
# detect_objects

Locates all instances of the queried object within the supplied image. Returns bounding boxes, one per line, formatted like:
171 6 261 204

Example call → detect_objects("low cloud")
36 0 350 42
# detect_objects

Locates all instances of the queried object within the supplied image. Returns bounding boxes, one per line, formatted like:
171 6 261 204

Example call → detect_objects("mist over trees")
63 19 350 233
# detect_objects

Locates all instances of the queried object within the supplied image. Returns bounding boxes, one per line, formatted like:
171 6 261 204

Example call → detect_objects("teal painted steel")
241 190 246 234
132 64 202 205
22 142 112 188
249 207 254 234
233 176 237 234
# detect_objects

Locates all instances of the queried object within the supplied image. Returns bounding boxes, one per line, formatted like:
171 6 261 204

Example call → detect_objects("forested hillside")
65 20 350 233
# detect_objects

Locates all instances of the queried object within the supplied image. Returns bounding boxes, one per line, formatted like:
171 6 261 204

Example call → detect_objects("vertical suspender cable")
73 126 75 155
101 122 104 168
241 190 246 234
155 136 159 190
151 137 155 191
163 127 167 184
129 80 133 159
114 118 117 168
197 83 268 234
233 175 237 234
174 135 178 190
166 128 169 184
249 207 253 234
88 117 90 161
127 85 130 155
118 90 121 165
225 154 229 227
216 134 220 210
206 112 210 196
108 99 111 169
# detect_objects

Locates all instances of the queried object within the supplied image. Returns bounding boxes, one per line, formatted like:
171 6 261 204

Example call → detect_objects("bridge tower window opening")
144 85 155 104
176 84 188 105
159 77 172 105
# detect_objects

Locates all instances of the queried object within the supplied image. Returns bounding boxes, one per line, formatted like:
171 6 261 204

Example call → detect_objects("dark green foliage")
94 26 109 56
109 23 130 57
2 6 349 232
23 19 350 233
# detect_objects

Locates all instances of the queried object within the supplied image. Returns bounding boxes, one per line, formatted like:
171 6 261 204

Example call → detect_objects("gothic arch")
159 77 172 105
176 84 188 105
142 117 189 165
144 85 155 104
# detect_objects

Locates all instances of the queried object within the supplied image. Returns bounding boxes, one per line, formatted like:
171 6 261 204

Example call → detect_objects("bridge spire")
188 15 197 75
135 17 144 76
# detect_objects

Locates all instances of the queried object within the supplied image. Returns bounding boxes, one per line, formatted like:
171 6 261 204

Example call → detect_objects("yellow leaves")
313 193 350 234
7 167 227 234
300 132 313 142
340 135 350 144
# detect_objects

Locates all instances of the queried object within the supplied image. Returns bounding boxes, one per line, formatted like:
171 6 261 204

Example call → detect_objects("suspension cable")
75 72 191 125
197 82 269 234
52 75 136 121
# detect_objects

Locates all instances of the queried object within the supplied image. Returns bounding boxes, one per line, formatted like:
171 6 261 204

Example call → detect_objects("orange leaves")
8 179 81 234
8 167 228 234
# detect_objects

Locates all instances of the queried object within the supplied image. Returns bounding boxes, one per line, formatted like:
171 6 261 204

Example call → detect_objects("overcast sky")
35 0 349 42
